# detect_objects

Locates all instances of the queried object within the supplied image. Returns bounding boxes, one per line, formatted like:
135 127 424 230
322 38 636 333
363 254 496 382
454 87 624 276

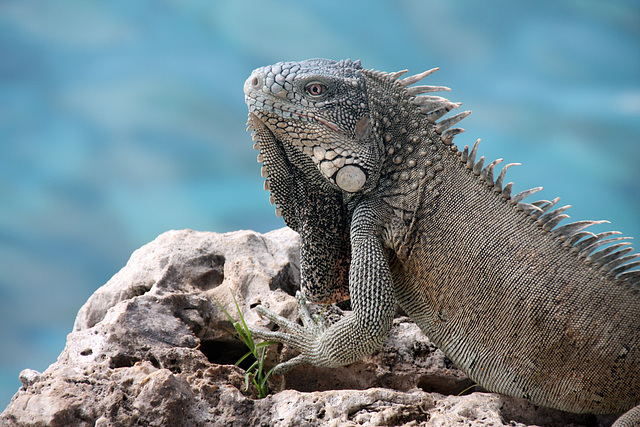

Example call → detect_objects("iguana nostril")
244 72 265 96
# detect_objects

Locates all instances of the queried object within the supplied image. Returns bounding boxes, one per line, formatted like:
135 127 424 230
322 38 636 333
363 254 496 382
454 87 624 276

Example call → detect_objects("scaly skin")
243 59 640 424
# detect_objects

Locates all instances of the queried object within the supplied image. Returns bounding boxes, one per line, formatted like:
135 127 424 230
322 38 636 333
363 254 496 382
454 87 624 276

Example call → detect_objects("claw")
254 304 301 332
294 291 317 328
249 290 365 376
248 292 332 376
270 354 310 376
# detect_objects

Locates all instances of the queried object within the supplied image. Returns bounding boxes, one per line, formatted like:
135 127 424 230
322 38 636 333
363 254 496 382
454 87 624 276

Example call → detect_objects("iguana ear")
330 118 370 194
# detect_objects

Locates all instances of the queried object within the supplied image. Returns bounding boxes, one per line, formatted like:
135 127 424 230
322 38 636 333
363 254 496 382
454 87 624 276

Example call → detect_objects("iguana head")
244 59 383 203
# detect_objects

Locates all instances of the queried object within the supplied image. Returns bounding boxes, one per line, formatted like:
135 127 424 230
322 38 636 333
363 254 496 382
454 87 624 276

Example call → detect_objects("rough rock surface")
1 228 616 426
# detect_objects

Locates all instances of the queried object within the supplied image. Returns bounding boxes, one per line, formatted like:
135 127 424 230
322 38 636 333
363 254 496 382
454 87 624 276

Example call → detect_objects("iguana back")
391 147 640 414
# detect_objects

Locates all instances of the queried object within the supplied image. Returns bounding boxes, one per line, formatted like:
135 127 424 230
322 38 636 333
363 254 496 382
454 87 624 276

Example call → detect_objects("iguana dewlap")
243 58 640 425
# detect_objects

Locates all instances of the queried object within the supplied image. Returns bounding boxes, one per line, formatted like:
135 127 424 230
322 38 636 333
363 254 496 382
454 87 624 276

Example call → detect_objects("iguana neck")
362 70 462 244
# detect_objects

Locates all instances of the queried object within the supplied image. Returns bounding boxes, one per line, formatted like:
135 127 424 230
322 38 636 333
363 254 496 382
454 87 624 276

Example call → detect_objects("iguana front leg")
251 200 396 375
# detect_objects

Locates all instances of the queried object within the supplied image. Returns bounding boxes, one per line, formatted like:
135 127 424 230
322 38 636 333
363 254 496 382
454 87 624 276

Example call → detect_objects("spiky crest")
387 67 640 288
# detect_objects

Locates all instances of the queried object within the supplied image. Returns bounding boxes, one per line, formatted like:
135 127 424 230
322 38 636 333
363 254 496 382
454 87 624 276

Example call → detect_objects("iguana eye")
305 82 327 97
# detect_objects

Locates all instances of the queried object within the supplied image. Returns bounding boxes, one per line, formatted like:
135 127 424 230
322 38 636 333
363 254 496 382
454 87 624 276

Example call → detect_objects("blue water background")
1 0 638 410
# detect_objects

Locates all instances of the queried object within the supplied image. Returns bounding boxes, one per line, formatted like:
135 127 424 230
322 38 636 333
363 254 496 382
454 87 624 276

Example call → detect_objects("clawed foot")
249 291 327 375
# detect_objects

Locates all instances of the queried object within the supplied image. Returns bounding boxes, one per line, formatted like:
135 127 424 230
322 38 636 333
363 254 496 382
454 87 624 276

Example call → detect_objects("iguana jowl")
243 58 640 424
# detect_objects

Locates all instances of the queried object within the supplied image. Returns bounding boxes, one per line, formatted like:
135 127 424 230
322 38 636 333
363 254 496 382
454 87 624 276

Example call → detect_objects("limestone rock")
1 228 613 426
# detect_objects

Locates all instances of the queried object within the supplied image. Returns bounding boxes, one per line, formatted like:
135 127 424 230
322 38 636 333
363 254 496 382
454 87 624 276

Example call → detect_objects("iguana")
243 58 640 425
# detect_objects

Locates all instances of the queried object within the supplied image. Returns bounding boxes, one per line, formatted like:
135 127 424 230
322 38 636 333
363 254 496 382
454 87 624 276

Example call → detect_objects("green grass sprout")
216 293 278 398
457 383 480 396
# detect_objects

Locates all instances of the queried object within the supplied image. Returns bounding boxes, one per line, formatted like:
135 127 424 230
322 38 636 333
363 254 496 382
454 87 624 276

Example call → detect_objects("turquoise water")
1 1 638 410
